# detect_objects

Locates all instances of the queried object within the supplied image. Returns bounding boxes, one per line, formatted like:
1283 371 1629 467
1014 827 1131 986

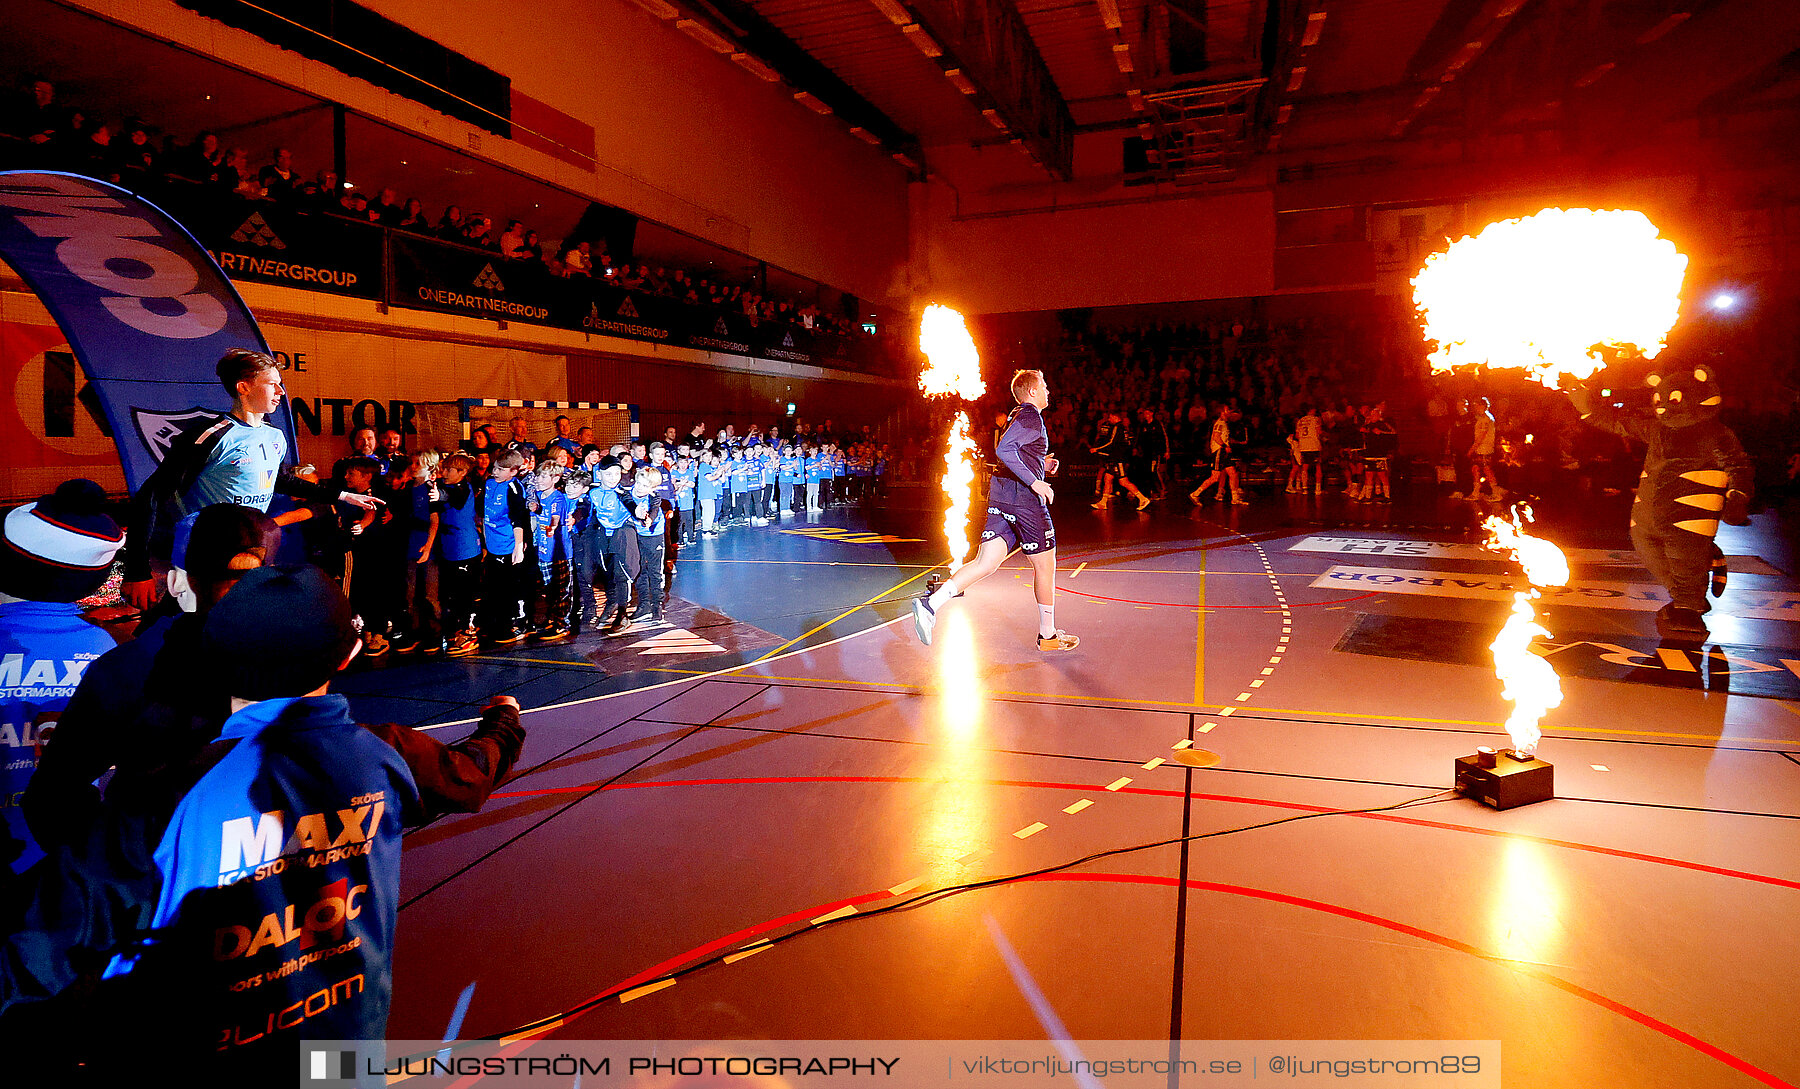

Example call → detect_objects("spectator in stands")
500 220 528 260
305 168 339 212
394 197 427 232
374 186 403 224
173 129 223 183
335 186 372 220
256 147 297 202
563 241 593 277
223 147 261 199
618 264 646 291
436 204 466 241
11 79 67 146
116 120 157 178
469 214 499 249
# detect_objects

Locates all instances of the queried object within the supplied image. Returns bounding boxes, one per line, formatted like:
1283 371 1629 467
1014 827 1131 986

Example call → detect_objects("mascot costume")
1568 361 1752 638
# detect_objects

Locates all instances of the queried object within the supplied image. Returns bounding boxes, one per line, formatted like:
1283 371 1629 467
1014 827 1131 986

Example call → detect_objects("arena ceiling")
717 0 1800 186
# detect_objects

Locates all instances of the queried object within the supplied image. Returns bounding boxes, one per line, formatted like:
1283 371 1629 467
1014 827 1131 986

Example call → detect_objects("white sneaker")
911 596 937 646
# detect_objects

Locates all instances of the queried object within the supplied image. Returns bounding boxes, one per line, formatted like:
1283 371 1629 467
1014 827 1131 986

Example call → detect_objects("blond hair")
1010 369 1044 402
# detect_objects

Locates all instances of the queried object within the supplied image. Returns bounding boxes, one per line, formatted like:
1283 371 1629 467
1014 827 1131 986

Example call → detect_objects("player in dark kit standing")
912 369 1078 651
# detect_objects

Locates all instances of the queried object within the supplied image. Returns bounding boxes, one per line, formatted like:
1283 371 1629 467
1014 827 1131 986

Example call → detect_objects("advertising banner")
0 171 295 492
190 197 384 301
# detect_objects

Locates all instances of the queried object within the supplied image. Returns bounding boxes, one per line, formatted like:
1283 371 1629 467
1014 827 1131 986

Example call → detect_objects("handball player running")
912 369 1077 651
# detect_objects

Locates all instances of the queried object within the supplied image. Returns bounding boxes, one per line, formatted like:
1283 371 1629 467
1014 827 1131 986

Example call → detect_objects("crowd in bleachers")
1 76 867 338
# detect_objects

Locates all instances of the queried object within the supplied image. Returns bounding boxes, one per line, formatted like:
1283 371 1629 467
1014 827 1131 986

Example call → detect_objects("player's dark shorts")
982 497 1055 554
1362 456 1390 473
1211 448 1239 471
1299 450 1320 467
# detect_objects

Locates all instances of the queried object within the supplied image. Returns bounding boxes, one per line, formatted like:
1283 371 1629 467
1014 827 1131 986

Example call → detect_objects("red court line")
1038 874 1796 1089
1059 586 1379 609
484 775 1800 891
520 873 1793 1088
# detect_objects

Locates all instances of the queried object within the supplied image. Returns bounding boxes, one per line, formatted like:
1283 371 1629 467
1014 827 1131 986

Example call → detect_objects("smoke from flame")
1412 208 1688 388
1483 507 1570 757
918 304 988 570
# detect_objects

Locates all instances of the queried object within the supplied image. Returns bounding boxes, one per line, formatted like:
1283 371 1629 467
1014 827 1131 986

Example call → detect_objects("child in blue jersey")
527 464 572 642
760 445 780 523
674 448 699 546
590 458 637 631
726 447 752 527
393 451 443 653
563 469 601 631
479 449 531 644
697 452 725 538
779 444 802 516
804 444 825 511
0 480 124 877
630 467 666 625
435 453 483 655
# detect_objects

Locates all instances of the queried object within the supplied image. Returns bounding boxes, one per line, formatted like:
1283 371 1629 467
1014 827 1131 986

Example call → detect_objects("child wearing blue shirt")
674 449 699 545
436 453 483 655
804 444 825 511
630 467 666 625
726 448 752 527
479 449 531 644
780 444 802 516
698 452 725 538
528 464 572 642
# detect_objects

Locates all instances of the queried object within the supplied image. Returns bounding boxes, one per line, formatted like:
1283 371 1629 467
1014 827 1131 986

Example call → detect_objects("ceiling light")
676 18 736 54
1112 43 1133 74
731 52 782 81
869 0 912 26
1094 0 1122 32
981 107 1008 131
1276 104 1292 123
1637 11 1690 44
624 0 680 18
848 126 882 145
1286 66 1307 92
944 68 977 95
903 24 943 57
1573 61 1616 88
1302 10 1327 47
794 91 834 115
892 151 920 170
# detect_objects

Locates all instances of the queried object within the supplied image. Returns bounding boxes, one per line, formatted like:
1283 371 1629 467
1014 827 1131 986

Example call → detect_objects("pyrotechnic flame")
942 413 978 570
1412 208 1687 387
1482 506 1570 757
918 304 988 401
918 304 987 569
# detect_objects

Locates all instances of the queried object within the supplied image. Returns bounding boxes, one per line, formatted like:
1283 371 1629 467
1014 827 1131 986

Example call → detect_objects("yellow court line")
641 670 1800 745
747 565 942 665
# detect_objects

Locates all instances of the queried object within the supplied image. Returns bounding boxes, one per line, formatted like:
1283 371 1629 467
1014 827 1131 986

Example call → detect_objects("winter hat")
172 504 281 589
203 565 359 700
0 479 125 602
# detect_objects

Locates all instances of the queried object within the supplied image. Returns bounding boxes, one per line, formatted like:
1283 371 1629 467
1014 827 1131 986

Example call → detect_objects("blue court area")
375 485 1800 1089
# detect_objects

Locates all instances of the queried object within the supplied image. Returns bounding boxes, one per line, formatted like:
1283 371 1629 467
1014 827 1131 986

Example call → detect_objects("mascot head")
1647 361 1722 429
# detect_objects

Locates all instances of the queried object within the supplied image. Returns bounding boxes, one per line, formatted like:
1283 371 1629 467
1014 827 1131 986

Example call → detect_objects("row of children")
286 433 889 656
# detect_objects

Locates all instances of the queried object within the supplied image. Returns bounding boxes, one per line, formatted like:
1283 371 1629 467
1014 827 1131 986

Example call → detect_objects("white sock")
928 583 955 611
1037 603 1055 637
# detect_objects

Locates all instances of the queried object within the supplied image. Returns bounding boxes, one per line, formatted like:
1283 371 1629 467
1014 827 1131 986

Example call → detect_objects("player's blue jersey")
0 600 114 870
181 415 287 514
